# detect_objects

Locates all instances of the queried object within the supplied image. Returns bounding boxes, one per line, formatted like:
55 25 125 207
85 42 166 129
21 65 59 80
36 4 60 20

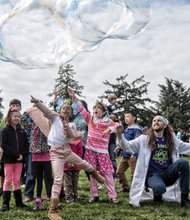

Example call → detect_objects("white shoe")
21 184 25 189
98 184 103 190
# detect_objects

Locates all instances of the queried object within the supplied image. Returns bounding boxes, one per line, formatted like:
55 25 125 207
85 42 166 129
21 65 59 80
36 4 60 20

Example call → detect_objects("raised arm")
62 116 84 142
67 87 91 123
116 124 142 154
67 87 77 102
30 95 58 120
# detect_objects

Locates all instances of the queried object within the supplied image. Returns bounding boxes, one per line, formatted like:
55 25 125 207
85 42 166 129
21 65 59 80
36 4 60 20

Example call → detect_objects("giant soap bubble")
0 0 151 69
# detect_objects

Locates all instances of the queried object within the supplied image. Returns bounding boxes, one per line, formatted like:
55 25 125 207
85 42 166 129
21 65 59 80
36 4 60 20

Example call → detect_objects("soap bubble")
0 0 151 69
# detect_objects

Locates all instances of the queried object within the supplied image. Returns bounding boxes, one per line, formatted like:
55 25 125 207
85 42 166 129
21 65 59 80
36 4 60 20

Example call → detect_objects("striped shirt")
78 103 118 154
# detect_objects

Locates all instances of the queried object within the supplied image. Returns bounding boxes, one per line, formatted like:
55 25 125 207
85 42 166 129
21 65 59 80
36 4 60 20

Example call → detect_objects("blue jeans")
108 143 117 178
147 159 190 196
24 153 36 198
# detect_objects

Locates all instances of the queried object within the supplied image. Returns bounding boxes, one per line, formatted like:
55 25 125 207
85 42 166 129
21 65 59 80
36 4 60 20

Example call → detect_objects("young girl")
68 87 119 204
0 99 22 200
0 109 29 211
21 112 53 211
29 96 105 220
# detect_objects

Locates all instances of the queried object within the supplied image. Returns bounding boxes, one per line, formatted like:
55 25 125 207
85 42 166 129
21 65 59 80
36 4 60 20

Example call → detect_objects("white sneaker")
98 184 103 190
21 184 25 189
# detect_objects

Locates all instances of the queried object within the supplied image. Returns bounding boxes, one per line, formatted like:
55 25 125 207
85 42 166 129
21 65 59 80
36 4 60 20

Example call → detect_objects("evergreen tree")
155 78 190 130
100 75 155 127
48 64 84 108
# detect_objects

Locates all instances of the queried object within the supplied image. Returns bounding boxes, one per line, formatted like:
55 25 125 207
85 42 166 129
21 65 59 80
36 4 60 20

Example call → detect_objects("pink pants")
90 174 117 199
50 146 94 199
3 163 22 191
84 149 117 199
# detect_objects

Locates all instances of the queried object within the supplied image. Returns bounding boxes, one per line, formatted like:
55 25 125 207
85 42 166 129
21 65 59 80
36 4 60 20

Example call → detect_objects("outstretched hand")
30 95 39 104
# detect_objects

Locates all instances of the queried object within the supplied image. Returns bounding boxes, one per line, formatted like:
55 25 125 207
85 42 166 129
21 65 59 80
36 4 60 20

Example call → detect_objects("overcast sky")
0 0 190 114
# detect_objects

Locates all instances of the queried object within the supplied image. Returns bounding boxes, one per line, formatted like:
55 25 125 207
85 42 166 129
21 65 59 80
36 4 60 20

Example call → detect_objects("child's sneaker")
88 197 99 204
33 198 43 211
98 184 103 190
110 198 119 204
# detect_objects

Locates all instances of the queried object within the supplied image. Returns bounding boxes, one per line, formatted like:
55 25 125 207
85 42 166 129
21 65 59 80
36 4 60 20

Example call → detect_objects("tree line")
49 64 190 132
1 64 190 132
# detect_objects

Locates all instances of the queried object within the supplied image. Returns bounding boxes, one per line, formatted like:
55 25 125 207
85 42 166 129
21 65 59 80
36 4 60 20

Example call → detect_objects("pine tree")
48 64 84 108
155 78 190 130
100 74 155 127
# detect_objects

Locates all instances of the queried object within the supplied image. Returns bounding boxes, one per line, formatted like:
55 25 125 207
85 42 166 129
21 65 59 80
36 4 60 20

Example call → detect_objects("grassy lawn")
0 157 190 220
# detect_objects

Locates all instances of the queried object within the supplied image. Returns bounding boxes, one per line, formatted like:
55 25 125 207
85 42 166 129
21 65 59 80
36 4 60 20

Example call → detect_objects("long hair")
5 109 21 128
146 124 175 160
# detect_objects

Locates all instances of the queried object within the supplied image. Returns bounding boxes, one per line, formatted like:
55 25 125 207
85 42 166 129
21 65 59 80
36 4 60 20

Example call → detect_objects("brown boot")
89 170 105 184
48 198 63 220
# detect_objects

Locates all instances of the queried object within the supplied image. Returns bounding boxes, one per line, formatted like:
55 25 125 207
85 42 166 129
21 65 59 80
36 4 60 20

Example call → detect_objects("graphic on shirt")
152 143 168 165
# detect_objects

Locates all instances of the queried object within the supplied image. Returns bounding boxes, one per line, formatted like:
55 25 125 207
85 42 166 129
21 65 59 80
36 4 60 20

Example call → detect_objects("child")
68 87 119 204
0 99 22 198
21 111 53 211
116 111 142 193
107 95 118 179
107 94 117 117
64 140 83 204
29 96 105 220
108 114 119 180
72 100 90 181
0 109 29 211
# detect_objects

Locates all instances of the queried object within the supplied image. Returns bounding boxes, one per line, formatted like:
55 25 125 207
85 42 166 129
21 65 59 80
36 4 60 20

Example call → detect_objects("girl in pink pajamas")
68 87 119 204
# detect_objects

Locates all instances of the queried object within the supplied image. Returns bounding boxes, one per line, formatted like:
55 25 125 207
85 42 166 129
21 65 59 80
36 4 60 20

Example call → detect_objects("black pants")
32 161 53 198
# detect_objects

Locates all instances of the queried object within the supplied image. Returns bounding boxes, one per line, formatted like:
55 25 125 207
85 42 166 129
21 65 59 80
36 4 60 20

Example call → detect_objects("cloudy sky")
0 0 190 114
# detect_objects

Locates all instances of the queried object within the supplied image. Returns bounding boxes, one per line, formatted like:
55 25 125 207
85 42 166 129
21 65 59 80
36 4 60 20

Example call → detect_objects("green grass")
0 157 190 220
